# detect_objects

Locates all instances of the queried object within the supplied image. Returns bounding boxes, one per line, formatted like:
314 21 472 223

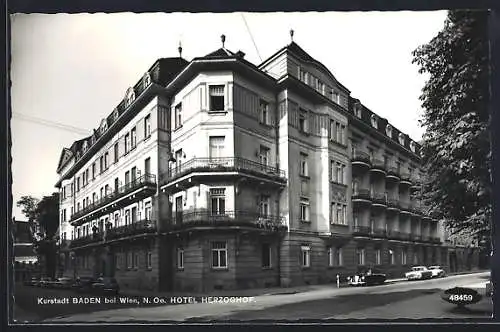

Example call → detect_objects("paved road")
39 271 490 323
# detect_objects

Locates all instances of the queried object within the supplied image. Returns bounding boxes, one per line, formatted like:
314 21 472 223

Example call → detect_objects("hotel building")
56 35 449 292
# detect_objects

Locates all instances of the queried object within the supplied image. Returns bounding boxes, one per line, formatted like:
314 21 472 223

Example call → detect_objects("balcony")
409 234 422 242
387 197 400 211
371 192 387 207
399 201 412 215
161 157 287 190
410 201 423 217
69 233 104 248
352 225 371 237
168 210 286 233
400 172 412 186
70 174 157 225
420 235 431 243
431 237 442 244
352 189 372 204
411 177 422 191
371 228 387 239
386 166 400 181
106 219 157 241
387 230 407 241
370 159 387 175
351 151 371 169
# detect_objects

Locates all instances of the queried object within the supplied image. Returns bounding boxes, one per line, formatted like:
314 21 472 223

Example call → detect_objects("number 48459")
449 294 473 301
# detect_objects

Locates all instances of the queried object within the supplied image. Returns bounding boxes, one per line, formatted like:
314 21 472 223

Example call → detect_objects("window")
402 249 407 265
175 149 183 169
354 104 362 118
262 244 272 268
144 201 152 220
210 188 226 215
144 114 151 138
356 248 365 265
125 133 130 154
340 125 346 145
334 163 345 184
92 163 96 179
125 210 130 225
85 169 89 184
389 249 395 265
327 247 334 267
92 193 97 203
114 143 119 163
211 241 227 268
126 251 132 269
177 247 184 269
331 203 347 225
386 124 392 137
125 171 130 186
144 157 151 175
131 166 137 183
77 177 81 192
371 114 378 129
332 90 340 104
298 67 307 82
259 100 269 125
209 136 225 159
174 103 182 129
300 179 309 197
133 252 138 269
298 109 308 133
328 247 343 266
259 145 270 167
301 245 311 268
114 178 119 192
318 81 325 94
299 153 308 176
259 195 270 216
209 85 225 111
131 127 137 149
299 199 310 222
399 133 405 145
104 152 109 169
104 184 110 196
147 251 152 269
329 120 336 141
375 249 381 265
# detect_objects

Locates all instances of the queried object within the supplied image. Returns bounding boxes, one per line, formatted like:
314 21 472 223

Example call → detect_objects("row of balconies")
352 189 431 218
352 226 442 243
69 173 157 225
351 151 422 187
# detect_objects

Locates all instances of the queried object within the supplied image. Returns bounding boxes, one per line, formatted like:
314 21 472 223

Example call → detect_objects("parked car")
53 277 75 289
405 266 433 280
428 266 446 278
39 277 55 288
347 268 387 286
23 277 39 286
72 277 97 293
91 277 120 295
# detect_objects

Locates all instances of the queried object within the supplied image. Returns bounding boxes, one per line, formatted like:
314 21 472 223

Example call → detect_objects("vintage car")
91 277 120 295
347 269 387 286
53 277 75 289
72 277 98 293
428 265 446 278
38 277 56 288
405 266 433 280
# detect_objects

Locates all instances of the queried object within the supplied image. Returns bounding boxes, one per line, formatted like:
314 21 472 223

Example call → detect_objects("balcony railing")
370 158 386 172
352 225 371 236
70 174 157 222
170 210 286 231
431 237 442 244
69 233 104 248
164 157 286 183
351 151 371 165
400 172 412 184
410 234 422 242
371 192 387 205
387 166 400 179
387 198 400 209
352 189 371 201
106 219 157 241
371 228 387 238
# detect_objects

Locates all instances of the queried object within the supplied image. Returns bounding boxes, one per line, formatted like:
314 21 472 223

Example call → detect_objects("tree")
35 192 60 238
16 195 41 240
412 10 490 240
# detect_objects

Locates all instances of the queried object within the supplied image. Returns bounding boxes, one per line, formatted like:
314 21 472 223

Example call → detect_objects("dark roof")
14 244 37 257
13 221 33 243
204 48 236 58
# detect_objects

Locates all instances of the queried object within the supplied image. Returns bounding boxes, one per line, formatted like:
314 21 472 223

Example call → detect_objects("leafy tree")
35 192 60 238
16 195 41 240
412 10 490 240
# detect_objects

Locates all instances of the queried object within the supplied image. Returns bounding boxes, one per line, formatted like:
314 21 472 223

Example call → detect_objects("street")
13 271 491 323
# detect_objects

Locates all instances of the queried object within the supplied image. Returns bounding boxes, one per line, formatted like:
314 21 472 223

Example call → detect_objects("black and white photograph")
8 8 493 323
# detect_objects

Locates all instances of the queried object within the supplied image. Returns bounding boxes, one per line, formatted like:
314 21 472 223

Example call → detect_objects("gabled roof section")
259 41 350 93
56 148 74 174
204 47 236 58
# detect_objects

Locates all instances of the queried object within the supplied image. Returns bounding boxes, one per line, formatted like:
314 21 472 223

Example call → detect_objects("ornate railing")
352 225 371 236
351 151 371 164
387 198 400 209
70 174 157 222
372 192 387 205
106 219 157 241
400 172 412 183
352 189 371 201
372 228 387 238
170 210 286 230
371 158 386 171
163 157 286 183
387 166 400 178
69 233 103 248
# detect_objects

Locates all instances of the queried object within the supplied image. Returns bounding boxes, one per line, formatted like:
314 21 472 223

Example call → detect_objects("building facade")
56 37 453 292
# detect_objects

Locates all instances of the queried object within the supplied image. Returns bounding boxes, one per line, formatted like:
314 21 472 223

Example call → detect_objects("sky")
10 11 448 220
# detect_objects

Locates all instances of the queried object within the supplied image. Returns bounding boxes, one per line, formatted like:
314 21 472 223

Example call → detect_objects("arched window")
370 114 378 129
386 124 392 137
125 87 135 107
143 72 151 88
398 133 405 145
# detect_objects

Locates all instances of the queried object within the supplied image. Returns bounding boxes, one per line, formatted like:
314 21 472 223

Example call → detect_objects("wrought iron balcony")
351 151 371 166
370 158 386 174
352 225 371 236
386 166 400 180
106 219 157 241
371 192 387 206
371 228 387 238
169 210 286 232
387 198 400 210
70 174 157 223
352 189 371 201
69 233 104 248
163 157 287 185
400 172 412 185
387 230 411 241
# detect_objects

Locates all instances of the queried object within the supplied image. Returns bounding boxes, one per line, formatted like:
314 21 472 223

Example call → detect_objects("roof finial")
178 40 183 58
290 29 294 43
221 34 226 48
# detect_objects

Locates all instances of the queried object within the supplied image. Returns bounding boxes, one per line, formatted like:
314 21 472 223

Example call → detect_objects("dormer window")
100 119 108 134
398 133 405 145
113 108 119 121
125 87 135 107
143 72 151 88
410 141 416 152
354 105 362 118
82 141 88 152
386 124 392 137
370 114 378 129
332 90 340 104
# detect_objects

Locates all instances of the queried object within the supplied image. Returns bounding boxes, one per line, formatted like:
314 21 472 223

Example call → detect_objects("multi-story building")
56 35 449 292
